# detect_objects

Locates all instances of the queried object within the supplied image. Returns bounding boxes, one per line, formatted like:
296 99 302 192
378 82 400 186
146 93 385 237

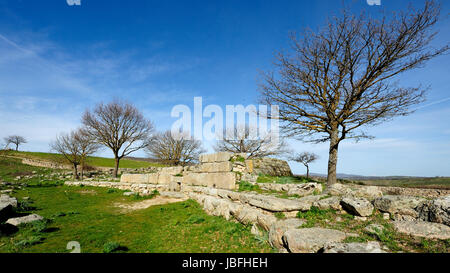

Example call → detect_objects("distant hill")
308 172 447 181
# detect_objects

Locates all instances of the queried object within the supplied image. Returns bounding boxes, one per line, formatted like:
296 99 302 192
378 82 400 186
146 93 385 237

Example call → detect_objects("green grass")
0 184 272 253
3 151 166 169
0 157 65 186
256 175 315 184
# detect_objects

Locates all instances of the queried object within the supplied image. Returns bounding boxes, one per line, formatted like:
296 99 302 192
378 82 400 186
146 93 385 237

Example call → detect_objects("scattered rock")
383 213 390 220
244 194 314 212
364 223 385 238
354 216 368 221
322 241 387 253
282 228 348 253
417 195 449 226
0 194 18 208
123 192 136 196
341 197 374 217
313 196 342 211
393 221 450 240
6 214 44 226
268 218 306 249
373 195 426 219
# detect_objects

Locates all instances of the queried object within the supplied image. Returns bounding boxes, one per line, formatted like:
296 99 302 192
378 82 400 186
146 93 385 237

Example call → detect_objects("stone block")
199 152 232 163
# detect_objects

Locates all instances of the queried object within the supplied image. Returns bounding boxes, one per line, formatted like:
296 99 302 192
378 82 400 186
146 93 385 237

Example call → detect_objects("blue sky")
0 0 449 176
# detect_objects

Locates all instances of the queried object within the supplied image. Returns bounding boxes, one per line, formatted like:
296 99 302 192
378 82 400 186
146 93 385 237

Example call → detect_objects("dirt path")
114 195 188 213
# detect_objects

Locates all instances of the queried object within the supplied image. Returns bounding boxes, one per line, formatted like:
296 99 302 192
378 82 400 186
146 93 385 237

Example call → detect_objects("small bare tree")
82 101 154 177
75 128 101 179
213 125 288 159
4 135 27 151
51 128 99 180
146 131 205 166
260 1 448 186
51 131 82 180
290 152 318 179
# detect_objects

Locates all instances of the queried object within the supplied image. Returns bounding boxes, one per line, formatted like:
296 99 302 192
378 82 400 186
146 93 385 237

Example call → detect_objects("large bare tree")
51 129 98 180
213 125 288 159
4 135 27 151
290 152 318 179
146 131 205 166
260 1 448 186
82 101 154 177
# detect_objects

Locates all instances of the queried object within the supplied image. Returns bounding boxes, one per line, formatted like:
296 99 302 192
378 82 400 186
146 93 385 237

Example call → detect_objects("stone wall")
20 157 159 174
119 152 294 190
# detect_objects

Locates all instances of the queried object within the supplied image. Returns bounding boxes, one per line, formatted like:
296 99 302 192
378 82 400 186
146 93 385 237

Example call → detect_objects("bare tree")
260 1 448 186
213 125 288 159
146 131 205 166
82 101 154 177
51 129 99 180
51 131 82 180
290 152 318 179
4 135 27 151
75 128 101 179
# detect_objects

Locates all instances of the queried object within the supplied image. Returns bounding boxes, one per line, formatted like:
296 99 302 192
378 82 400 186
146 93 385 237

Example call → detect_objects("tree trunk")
306 165 310 179
15 144 18 151
80 162 84 181
73 163 79 180
327 129 340 187
113 156 120 178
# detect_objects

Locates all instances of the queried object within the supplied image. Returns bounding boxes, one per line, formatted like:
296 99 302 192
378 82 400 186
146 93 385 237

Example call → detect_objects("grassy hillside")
0 157 272 253
349 177 450 190
3 151 165 169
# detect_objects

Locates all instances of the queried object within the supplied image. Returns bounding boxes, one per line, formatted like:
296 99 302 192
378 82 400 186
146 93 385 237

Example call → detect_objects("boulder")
245 194 313 212
393 221 450 240
256 213 278 232
364 223 385 239
313 196 342 211
340 197 374 217
282 228 348 253
0 194 17 208
352 186 383 200
327 184 383 200
233 207 262 225
417 195 449 226
6 214 44 226
373 195 426 219
323 241 387 253
328 183 353 196
268 218 306 249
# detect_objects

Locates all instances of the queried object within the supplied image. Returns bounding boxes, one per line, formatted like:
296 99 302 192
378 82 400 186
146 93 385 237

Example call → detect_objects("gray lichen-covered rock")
282 228 348 253
244 194 313 212
313 196 342 211
393 221 450 240
322 241 387 253
417 195 450 226
341 197 374 217
0 194 17 208
373 195 426 219
6 214 44 226
327 184 382 200
268 218 306 249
